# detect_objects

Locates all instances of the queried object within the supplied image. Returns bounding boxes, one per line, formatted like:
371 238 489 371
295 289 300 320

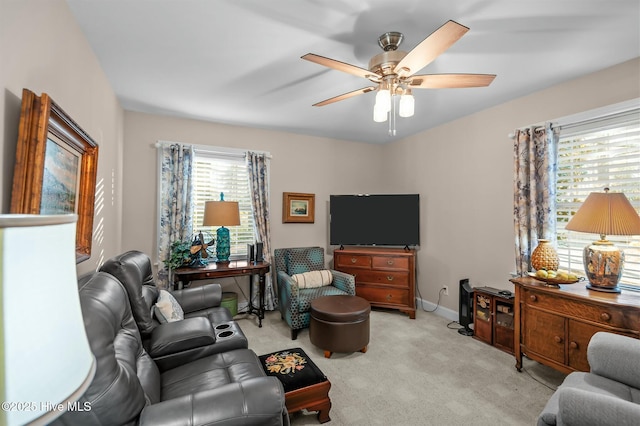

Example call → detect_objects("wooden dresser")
511 276 640 374
333 247 416 319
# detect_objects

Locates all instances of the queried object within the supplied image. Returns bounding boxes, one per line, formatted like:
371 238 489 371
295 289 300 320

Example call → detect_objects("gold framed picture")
283 192 315 223
10 89 99 263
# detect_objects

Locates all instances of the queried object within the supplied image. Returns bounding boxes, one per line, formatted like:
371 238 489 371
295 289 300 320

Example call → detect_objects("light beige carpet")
237 308 566 426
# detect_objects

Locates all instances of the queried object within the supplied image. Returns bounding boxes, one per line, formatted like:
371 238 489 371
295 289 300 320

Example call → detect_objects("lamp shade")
565 191 640 236
0 214 95 425
202 201 241 226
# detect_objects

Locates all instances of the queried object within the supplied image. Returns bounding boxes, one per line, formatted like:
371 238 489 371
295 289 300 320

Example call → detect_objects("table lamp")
565 188 640 293
0 214 96 425
203 193 241 263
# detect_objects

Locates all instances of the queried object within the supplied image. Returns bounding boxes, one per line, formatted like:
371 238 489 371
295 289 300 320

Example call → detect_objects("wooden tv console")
333 247 416 319
511 276 640 374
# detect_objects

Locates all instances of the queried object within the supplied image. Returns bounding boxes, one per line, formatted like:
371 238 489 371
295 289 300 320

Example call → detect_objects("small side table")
173 260 270 327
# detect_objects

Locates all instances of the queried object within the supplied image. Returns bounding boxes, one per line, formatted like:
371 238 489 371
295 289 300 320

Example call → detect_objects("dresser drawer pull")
569 341 578 349
554 335 563 344
386 294 393 301
600 312 611 321
529 295 537 302
387 276 394 281
387 260 394 265
351 258 357 263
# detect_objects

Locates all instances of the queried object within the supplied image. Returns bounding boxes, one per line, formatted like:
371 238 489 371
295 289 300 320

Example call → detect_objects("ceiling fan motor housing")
368 50 407 77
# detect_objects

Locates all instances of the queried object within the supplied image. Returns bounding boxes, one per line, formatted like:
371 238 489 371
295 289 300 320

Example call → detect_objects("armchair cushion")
285 247 325 275
291 270 333 288
155 290 185 323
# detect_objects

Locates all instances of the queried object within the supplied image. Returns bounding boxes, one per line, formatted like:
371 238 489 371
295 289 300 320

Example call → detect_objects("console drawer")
524 289 635 330
356 285 409 305
354 270 409 287
372 256 409 271
335 254 371 269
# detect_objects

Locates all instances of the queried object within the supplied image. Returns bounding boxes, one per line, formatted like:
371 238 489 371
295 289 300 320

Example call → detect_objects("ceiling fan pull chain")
389 94 397 136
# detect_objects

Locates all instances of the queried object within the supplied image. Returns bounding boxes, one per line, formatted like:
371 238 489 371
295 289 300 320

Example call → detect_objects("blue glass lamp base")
216 226 231 263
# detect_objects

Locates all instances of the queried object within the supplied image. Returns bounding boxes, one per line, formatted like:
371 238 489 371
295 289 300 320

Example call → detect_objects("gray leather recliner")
53 272 289 425
538 332 640 425
100 250 248 370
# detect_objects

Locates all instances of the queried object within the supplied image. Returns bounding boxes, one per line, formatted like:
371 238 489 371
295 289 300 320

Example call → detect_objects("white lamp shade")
1 215 95 425
399 93 415 118
375 89 391 113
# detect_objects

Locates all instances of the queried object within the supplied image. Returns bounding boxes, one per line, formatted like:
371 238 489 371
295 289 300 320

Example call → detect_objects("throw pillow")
291 270 332 288
154 290 184 323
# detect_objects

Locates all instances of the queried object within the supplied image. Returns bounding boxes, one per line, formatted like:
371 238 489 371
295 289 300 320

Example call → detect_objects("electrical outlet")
442 285 449 296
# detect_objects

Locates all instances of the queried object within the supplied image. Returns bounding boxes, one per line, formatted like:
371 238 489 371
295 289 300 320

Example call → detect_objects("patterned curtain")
247 152 276 310
157 143 194 288
513 123 559 276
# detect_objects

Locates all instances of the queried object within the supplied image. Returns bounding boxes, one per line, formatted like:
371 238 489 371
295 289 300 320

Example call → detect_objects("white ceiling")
65 0 640 144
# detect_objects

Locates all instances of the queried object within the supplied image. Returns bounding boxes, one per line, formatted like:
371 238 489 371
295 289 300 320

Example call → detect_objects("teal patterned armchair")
274 247 356 340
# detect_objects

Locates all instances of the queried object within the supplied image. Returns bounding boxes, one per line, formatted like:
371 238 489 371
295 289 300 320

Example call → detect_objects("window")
191 150 255 259
556 108 640 288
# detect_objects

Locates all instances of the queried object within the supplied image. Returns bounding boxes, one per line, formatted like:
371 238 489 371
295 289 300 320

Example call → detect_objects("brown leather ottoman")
309 295 370 358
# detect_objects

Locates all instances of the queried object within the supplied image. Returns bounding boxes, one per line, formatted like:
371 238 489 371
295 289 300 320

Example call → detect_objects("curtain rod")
153 140 272 158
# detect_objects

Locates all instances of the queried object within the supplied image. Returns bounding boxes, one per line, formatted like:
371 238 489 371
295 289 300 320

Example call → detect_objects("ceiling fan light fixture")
375 87 391 113
399 90 415 118
373 102 388 122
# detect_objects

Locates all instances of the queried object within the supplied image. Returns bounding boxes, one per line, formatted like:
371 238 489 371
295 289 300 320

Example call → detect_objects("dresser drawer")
356 285 409 305
524 289 634 330
354 270 409 287
335 254 371 269
372 256 409 271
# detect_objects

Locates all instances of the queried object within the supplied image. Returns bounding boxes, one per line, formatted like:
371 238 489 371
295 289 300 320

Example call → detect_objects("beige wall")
0 0 124 276
122 112 385 294
385 58 640 315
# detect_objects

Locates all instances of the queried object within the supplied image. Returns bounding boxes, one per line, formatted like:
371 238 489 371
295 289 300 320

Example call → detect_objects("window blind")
556 108 640 288
192 152 255 258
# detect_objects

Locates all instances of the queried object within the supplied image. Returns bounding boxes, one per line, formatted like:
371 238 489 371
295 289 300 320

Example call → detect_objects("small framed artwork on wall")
283 192 315 223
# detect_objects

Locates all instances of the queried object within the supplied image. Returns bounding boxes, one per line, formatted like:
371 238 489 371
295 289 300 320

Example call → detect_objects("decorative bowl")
527 272 583 285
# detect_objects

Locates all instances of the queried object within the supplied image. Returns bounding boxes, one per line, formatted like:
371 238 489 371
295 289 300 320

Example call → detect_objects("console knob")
529 295 537 302
600 312 611 321
569 341 578 349
554 335 563 343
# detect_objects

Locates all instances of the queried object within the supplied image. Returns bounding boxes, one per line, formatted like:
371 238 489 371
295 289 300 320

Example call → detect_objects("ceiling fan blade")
394 20 469 77
408 74 496 88
302 53 381 81
313 86 377 107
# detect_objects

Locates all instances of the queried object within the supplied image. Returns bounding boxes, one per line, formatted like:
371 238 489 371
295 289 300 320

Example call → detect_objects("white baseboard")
415 297 458 322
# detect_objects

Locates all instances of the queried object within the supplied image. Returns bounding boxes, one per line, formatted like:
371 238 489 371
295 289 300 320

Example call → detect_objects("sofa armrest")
138 377 288 426
277 270 300 309
171 283 223 314
557 387 640 426
588 332 640 389
330 269 356 295
149 317 215 358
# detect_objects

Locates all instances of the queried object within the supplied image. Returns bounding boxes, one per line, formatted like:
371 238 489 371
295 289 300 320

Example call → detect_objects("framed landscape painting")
10 89 99 263
283 192 315 223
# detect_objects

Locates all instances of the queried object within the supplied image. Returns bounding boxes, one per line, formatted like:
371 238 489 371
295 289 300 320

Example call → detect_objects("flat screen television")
329 194 420 247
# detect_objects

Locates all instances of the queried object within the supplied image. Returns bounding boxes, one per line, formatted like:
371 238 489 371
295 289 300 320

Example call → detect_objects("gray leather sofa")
538 332 640 426
53 271 289 425
100 251 249 370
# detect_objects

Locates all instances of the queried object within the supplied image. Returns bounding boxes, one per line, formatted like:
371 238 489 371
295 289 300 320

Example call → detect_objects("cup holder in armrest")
215 323 231 330
217 330 235 339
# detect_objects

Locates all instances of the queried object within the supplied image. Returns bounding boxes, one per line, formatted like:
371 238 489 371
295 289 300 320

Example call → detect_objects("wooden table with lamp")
512 188 640 374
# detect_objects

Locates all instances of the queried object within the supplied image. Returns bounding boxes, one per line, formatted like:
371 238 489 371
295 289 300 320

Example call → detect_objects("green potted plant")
164 240 194 270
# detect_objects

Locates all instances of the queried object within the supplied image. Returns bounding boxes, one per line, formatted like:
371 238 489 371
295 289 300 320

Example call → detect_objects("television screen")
329 194 420 246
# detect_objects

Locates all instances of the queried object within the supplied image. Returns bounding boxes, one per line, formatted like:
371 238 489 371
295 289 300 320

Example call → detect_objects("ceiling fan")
302 20 496 133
